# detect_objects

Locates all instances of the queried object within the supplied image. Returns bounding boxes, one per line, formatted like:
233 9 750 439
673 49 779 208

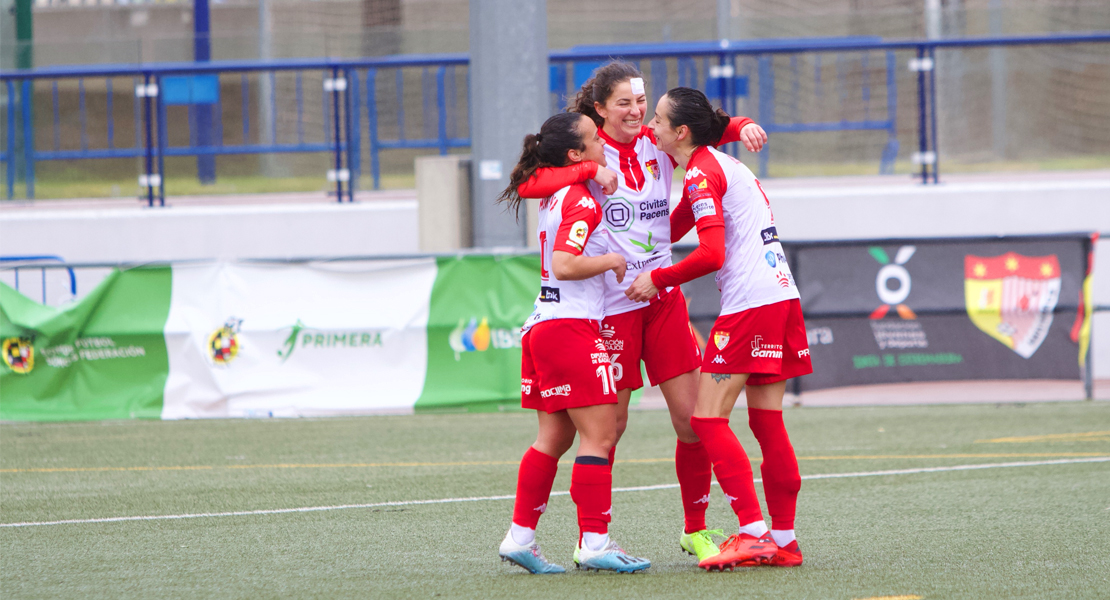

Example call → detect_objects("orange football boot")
697 532 778 571
766 540 803 567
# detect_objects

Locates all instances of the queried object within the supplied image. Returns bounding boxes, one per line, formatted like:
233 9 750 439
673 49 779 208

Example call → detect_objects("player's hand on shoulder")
593 167 619 195
607 253 627 284
624 271 658 302
740 123 768 153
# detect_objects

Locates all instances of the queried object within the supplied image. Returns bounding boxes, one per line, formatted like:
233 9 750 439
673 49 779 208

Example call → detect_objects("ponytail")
663 87 732 147
496 112 587 219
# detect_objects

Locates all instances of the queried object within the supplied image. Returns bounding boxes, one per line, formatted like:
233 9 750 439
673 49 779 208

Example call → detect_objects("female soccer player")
626 87 811 571
517 61 768 564
496 111 651 575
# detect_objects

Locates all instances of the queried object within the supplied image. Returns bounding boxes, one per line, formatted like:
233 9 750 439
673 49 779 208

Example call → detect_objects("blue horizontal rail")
2 32 1108 202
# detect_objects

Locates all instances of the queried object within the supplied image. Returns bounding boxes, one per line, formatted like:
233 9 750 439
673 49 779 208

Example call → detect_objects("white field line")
2 456 1107 529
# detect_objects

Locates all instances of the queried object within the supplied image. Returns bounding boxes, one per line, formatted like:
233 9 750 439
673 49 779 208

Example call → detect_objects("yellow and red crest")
964 252 1060 358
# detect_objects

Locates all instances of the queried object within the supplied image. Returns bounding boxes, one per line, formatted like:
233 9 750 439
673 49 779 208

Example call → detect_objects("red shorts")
702 298 812 385
601 288 702 392
521 319 618 413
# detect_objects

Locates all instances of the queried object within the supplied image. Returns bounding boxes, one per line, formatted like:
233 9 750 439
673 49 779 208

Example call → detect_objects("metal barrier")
3 32 1108 204
0 255 77 304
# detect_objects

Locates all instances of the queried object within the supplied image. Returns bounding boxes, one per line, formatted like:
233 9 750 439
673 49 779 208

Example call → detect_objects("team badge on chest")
644 159 660 181
713 331 730 350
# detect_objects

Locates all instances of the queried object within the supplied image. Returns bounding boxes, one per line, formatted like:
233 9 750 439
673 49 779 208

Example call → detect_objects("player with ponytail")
497 111 651 575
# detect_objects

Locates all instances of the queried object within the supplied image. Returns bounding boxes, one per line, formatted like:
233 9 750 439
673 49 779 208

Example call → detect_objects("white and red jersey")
522 182 609 332
679 145 799 315
518 119 754 317
594 126 680 316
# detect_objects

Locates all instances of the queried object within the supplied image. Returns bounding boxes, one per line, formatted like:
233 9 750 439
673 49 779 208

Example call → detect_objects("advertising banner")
793 235 1094 391
2 255 541 421
679 234 1095 392
0 267 172 421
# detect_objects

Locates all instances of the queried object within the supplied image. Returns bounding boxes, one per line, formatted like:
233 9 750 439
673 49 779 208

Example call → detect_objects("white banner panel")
162 259 437 418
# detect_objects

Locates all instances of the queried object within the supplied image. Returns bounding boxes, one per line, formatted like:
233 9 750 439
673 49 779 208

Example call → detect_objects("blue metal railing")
3 32 1108 204
0 256 77 304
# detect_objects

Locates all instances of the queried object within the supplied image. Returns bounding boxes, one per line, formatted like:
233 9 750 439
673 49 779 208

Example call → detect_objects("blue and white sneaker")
499 531 566 574
575 539 651 573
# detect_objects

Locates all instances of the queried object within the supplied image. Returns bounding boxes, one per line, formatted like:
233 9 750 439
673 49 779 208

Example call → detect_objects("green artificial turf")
2 402 1108 599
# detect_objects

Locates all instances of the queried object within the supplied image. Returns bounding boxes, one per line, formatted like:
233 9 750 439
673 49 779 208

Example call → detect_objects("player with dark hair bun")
626 87 812 571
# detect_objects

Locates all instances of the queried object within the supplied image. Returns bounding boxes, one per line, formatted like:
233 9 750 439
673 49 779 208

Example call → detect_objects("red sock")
675 439 712 533
608 445 616 467
748 408 801 530
689 416 764 526
569 458 611 534
511 447 559 529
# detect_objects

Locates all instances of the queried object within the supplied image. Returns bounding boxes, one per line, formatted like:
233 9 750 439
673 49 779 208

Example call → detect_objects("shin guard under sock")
570 456 612 535
675 439 712 533
511 447 559 530
689 416 764 526
749 408 801 531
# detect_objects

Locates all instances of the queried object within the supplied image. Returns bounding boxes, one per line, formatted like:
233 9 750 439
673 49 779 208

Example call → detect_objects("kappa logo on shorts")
713 331 730 350
711 355 727 365
751 335 784 359
797 348 810 358
540 384 572 398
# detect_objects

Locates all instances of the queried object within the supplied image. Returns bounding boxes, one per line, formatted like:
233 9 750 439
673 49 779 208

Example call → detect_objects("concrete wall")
1 170 1107 374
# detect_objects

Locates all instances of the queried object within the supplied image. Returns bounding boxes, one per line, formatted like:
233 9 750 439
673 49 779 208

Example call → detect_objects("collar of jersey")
599 125 643 154
688 144 712 166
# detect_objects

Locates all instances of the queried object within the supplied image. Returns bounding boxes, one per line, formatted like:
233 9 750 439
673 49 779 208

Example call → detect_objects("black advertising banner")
677 234 1095 392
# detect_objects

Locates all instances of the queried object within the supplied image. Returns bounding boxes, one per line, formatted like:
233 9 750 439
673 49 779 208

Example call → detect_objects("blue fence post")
915 45 929 185
436 66 448 156
330 66 344 202
757 55 773 178
5 80 14 199
928 45 939 184
142 73 155 207
366 67 380 190
194 0 216 185
349 69 361 197
156 74 167 206
342 67 355 202
880 50 898 174
21 79 34 199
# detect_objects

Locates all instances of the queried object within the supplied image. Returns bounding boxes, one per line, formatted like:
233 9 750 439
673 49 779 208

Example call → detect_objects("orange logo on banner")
964 252 1060 358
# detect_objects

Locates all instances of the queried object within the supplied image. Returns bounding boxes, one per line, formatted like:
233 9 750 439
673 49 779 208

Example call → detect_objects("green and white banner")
1 255 541 421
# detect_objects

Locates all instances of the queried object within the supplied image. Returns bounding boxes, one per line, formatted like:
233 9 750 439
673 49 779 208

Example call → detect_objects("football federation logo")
208 318 242 365
2 337 34 374
869 245 917 319
713 331 730 350
965 252 1060 358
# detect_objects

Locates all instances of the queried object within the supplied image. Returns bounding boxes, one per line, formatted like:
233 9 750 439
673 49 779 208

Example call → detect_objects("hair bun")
534 133 543 143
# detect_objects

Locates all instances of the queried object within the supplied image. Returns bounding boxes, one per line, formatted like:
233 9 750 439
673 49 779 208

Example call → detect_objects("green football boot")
680 529 724 563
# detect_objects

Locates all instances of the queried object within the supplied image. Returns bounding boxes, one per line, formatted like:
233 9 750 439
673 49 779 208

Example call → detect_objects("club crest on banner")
2 337 35 374
964 252 1060 359
208 318 242 365
713 331 730 350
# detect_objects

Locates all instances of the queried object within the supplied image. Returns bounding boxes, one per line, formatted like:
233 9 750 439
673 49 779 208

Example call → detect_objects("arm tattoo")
711 373 731 383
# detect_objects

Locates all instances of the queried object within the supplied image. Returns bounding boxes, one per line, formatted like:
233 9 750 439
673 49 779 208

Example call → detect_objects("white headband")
630 77 645 95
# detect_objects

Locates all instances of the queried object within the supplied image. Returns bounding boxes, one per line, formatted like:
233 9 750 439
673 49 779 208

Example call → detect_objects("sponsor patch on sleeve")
566 220 589 250
692 199 716 220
